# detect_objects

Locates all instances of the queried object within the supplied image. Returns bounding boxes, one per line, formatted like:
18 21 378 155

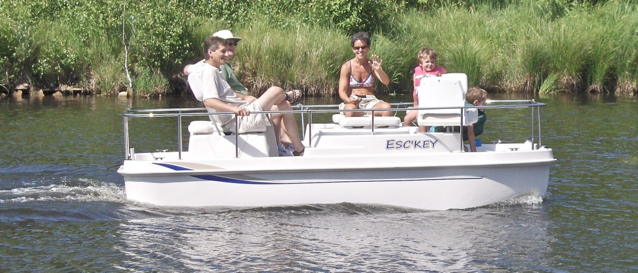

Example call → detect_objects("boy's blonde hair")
466 87 488 104
417 48 437 62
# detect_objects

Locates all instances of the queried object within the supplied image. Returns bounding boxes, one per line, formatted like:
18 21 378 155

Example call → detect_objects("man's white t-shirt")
187 61 244 127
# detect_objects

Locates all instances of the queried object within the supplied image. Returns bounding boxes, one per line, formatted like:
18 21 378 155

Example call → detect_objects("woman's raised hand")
370 55 383 70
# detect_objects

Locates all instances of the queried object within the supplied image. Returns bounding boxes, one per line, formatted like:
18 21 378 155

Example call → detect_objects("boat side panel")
123 163 550 210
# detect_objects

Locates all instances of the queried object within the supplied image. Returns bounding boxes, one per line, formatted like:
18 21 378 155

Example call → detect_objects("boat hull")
120 150 554 210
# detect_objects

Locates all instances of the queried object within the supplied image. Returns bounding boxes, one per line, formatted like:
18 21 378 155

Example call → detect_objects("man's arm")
234 92 256 103
203 98 249 116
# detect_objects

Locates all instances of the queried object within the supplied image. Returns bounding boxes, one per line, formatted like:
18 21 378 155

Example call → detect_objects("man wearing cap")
184 29 303 156
211 30 247 95
184 29 247 95
184 33 304 155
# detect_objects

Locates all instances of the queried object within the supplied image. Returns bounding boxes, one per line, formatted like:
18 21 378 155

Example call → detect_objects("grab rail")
121 100 546 159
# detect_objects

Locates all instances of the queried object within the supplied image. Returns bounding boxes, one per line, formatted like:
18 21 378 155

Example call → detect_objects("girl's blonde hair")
417 48 438 61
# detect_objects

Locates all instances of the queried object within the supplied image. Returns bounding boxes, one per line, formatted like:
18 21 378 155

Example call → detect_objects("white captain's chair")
416 73 478 127
187 120 278 158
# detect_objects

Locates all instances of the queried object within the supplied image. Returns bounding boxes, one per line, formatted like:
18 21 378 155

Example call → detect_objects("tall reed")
392 0 638 96
219 20 350 97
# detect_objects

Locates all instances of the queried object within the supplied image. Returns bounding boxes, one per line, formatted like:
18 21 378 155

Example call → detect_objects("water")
1 94 636 272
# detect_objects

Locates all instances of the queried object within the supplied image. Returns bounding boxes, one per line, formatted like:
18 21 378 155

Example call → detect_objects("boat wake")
0 178 125 204
492 194 544 208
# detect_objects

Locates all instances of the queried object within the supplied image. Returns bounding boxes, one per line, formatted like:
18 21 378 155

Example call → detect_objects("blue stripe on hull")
154 162 481 185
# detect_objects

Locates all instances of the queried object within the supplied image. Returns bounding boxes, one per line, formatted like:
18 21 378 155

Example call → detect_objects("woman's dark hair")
351 32 371 47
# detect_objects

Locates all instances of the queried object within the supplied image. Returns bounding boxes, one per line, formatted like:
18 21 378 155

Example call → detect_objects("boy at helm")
464 87 488 152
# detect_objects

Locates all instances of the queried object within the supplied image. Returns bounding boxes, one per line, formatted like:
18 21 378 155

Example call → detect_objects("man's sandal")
293 148 304 156
285 89 303 105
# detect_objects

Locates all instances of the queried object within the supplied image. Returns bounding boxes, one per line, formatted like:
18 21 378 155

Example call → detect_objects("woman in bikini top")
338 32 391 117
349 60 375 89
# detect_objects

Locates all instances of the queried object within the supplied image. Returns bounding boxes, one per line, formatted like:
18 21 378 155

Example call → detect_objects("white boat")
118 73 555 210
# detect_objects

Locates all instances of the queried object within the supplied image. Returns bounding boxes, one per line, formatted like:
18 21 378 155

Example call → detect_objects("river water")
0 93 636 272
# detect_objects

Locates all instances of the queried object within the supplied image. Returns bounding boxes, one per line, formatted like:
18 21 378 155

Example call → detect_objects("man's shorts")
339 95 383 115
222 102 271 133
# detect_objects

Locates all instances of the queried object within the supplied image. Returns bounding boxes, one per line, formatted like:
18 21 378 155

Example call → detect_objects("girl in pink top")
403 48 448 128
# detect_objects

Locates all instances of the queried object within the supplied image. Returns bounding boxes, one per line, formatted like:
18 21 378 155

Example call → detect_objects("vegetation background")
0 0 636 97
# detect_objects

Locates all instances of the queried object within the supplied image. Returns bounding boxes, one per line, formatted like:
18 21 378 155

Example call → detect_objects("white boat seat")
188 120 216 135
332 114 401 128
417 73 477 127
187 120 278 157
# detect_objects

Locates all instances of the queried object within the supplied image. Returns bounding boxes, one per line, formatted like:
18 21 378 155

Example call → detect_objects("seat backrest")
445 73 468 94
417 73 476 126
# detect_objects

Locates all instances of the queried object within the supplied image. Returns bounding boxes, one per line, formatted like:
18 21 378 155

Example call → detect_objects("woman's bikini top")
349 60 375 88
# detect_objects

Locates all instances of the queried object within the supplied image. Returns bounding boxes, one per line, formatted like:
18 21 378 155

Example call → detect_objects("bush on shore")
0 0 636 97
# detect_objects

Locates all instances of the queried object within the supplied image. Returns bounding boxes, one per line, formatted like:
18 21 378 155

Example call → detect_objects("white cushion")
188 121 215 134
332 114 401 128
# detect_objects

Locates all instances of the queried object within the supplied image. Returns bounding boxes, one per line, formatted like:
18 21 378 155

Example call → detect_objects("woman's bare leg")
343 102 363 117
374 101 392 116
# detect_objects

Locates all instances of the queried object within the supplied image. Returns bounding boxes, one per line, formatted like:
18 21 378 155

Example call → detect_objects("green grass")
388 0 638 96
224 20 350 96
0 0 636 97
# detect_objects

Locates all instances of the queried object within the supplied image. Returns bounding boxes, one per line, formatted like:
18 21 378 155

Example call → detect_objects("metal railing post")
177 112 183 159
307 109 313 147
530 103 536 150
460 106 465 152
235 114 239 158
300 105 306 140
123 116 130 159
371 110 375 134
537 105 543 148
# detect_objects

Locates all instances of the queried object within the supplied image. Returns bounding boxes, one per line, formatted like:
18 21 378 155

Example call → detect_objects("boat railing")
121 99 545 159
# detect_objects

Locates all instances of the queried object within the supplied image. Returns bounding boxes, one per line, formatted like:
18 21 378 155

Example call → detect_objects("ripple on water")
0 178 124 204
0 179 127 223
